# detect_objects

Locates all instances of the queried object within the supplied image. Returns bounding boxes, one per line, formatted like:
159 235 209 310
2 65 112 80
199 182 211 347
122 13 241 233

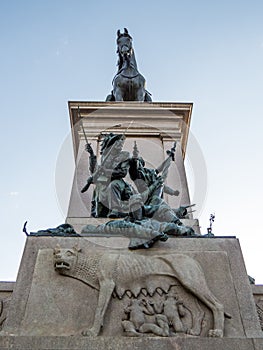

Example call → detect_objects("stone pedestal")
1 236 262 349
66 102 194 226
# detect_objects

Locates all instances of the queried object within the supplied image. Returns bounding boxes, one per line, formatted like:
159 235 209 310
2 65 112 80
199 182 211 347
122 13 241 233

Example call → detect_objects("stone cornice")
68 101 193 160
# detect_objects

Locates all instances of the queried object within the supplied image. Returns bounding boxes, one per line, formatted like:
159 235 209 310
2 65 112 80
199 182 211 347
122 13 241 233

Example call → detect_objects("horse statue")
106 28 152 102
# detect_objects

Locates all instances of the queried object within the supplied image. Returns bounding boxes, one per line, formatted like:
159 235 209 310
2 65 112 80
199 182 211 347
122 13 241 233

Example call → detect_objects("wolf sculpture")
54 247 225 337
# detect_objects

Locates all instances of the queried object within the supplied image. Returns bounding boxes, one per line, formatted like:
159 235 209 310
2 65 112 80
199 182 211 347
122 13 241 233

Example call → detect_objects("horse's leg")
136 89 145 101
136 77 146 101
114 85 124 101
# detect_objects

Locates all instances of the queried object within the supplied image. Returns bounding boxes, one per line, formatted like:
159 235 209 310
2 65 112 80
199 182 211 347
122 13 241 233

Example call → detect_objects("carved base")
2 237 262 341
0 335 262 350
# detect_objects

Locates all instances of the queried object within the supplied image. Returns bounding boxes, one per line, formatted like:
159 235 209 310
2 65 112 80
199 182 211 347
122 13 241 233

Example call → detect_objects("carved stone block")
2 236 262 342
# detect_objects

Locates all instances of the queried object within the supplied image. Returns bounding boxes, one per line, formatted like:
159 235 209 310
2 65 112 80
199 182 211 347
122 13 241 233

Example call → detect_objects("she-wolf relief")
53 247 230 337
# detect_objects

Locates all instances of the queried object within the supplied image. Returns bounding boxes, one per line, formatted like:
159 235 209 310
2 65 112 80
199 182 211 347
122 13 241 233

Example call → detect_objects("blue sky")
0 0 263 283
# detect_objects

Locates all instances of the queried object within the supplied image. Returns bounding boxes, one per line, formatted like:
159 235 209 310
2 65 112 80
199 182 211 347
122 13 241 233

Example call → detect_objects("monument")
0 28 262 349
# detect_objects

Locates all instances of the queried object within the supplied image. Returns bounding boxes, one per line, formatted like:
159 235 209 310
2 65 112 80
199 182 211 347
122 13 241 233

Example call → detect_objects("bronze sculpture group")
81 133 197 249
28 28 197 248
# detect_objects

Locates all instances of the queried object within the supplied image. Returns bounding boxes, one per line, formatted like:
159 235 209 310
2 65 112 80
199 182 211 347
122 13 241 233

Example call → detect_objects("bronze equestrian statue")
106 28 152 102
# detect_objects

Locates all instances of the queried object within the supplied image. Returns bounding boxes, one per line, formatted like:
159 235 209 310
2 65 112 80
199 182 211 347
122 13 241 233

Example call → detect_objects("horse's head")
111 28 151 102
116 28 133 60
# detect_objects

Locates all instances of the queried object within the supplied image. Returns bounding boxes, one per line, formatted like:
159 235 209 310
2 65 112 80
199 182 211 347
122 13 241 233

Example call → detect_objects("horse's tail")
144 89 152 102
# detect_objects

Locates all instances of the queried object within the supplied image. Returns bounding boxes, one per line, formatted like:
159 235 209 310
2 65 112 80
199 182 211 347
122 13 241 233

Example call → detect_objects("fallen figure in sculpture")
81 216 197 250
81 194 198 250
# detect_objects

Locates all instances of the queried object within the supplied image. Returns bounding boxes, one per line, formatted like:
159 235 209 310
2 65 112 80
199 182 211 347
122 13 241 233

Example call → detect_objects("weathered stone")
2 236 262 342
0 335 262 350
